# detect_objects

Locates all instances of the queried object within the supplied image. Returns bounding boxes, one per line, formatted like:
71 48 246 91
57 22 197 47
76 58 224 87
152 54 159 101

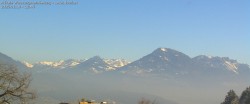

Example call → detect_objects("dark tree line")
222 86 250 104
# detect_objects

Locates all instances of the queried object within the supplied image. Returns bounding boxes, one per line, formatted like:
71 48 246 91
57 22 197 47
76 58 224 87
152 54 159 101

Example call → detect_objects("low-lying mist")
30 70 249 104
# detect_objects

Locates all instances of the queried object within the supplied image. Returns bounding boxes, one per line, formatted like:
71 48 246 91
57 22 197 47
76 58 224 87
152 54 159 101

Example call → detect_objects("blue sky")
0 0 249 64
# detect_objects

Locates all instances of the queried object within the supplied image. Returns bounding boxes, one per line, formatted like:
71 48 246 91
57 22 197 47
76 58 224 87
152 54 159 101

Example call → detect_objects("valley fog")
31 71 249 104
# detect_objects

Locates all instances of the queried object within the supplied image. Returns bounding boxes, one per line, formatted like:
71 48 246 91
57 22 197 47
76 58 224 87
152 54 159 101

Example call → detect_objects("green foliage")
222 86 250 104
221 90 239 104
239 87 250 104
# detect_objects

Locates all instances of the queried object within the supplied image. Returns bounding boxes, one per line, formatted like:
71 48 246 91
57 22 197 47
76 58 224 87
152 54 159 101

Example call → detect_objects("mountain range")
119 48 250 77
0 48 249 77
1 48 250 104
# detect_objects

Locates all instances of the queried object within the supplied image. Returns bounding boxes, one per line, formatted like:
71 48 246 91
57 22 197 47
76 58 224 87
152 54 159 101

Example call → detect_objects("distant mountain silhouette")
0 48 249 78
0 52 27 71
117 48 250 79
73 56 114 73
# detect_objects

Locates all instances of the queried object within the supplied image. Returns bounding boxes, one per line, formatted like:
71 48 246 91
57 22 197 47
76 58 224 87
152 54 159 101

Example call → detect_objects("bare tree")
0 64 36 104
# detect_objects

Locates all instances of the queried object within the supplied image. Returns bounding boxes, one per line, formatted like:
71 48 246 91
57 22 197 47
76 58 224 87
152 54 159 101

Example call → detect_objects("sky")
0 0 249 64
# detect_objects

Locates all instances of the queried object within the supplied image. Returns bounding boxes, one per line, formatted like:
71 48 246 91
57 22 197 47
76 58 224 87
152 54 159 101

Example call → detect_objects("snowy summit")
160 48 167 52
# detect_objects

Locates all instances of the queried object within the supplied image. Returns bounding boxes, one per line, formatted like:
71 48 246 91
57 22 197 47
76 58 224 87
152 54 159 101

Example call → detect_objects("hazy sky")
0 0 249 64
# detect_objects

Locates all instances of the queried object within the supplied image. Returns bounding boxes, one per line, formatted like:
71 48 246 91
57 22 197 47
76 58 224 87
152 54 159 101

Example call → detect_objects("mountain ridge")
0 48 249 76
117 48 249 78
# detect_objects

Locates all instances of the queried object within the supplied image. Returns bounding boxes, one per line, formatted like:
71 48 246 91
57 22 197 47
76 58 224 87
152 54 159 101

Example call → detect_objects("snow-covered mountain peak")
154 48 171 53
104 59 130 68
38 60 64 67
193 55 240 74
152 48 191 61
22 61 34 68
87 56 102 61
207 56 213 59
119 48 193 75
29 59 85 70
39 61 55 66
153 48 188 56
61 59 84 67
160 48 167 52
224 61 238 73
19 57 129 72
74 56 113 73
193 55 214 60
